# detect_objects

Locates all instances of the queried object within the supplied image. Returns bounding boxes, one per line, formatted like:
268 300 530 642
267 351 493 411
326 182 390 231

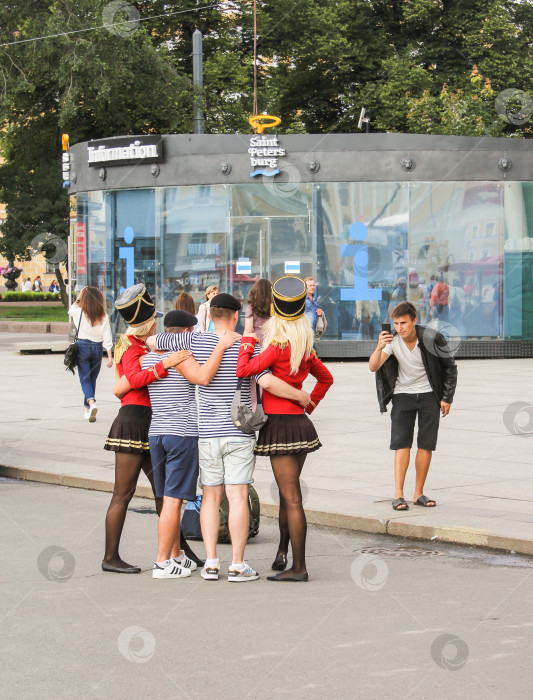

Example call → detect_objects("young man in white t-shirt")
369 301 457 511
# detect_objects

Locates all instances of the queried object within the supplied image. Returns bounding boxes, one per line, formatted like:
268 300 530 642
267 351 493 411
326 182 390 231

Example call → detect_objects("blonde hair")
114 314 157 366
125 315 156 339
204 285 219 301
261 314 314 375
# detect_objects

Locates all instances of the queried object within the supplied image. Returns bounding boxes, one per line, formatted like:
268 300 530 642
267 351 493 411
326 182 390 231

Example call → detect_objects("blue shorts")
149 435 199 500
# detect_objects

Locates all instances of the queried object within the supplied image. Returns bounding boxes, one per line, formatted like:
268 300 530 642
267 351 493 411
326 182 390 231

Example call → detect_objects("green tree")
0 0 196 303
406 66 508 136
254 0 533 136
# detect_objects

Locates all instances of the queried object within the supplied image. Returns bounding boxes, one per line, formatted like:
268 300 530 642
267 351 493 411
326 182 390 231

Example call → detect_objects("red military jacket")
236 336 333 415
117 335 168 407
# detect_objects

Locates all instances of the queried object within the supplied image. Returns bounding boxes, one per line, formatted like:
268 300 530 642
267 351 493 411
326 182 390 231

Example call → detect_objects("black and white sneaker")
201 565 220 581
173 555 198 572
152 562 192 579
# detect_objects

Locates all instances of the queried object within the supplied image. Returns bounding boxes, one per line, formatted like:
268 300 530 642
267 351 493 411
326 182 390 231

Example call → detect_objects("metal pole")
192 29 204 134
67 233 72 309
253 0 258 115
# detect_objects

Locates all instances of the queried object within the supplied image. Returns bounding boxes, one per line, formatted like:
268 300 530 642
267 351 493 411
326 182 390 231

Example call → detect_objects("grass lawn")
0 305 69 322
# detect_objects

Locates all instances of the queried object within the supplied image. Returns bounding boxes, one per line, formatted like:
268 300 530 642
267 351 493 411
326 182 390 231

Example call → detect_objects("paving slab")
1 333 533 556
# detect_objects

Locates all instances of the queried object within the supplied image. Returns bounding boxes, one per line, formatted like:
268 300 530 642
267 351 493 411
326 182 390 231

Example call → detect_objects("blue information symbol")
119 226 135 292
340 221 382 301
123 226 134 245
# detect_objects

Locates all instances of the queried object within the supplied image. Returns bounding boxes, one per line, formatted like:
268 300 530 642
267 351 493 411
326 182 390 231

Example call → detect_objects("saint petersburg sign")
248 115 285 177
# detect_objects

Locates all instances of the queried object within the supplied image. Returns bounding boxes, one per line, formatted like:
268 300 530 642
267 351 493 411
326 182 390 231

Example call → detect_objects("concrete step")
0 321 70 334
15 339 69 354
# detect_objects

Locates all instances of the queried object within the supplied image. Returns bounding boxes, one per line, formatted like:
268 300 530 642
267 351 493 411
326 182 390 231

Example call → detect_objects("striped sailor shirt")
155 331 268 439
142 350 198 437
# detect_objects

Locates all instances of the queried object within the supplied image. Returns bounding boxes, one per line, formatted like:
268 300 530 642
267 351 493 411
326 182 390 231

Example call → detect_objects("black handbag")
64 310 82 374
231 378 268 434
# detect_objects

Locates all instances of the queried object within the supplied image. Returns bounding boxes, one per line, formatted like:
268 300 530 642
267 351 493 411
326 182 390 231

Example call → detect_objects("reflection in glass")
78 179 533 344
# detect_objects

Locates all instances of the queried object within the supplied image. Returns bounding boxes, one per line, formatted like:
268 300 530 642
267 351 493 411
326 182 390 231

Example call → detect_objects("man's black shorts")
390 392 440 451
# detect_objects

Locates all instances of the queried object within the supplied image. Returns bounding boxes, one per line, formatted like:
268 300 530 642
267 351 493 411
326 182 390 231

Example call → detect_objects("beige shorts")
198 436 256 486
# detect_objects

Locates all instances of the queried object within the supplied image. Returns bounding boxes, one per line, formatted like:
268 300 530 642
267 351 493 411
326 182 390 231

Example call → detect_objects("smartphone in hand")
381 323 391 334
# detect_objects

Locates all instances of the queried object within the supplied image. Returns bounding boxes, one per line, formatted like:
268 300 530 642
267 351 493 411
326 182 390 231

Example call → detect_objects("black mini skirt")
104 405 152 454
254 413 321 456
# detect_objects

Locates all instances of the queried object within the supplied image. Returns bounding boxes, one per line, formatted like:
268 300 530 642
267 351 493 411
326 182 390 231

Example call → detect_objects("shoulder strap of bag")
235 377 262 408
74 308 82 340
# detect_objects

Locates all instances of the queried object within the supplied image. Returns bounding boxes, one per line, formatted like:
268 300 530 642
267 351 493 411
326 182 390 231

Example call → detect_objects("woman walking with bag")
102 284 191 574
69 286 113 422
236 276 333 581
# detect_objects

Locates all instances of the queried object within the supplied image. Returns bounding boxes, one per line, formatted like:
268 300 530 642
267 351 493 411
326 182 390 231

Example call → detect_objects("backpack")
180 485 260 543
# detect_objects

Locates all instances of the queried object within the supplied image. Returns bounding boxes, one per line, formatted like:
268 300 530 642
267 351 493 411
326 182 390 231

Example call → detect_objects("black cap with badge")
209 293 242 311
163 310 197 328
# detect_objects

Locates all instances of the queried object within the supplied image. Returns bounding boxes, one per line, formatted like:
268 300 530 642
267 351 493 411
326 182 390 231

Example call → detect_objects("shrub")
2 291 60 302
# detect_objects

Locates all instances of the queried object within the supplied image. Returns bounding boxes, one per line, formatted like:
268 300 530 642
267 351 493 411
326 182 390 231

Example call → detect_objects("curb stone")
2 464 531 556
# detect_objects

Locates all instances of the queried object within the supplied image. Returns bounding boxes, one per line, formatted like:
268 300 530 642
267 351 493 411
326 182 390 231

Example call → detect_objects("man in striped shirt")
148 293 310 583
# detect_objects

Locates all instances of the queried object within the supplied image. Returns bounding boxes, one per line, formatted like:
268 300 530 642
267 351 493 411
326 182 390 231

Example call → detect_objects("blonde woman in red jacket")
236 276 333 581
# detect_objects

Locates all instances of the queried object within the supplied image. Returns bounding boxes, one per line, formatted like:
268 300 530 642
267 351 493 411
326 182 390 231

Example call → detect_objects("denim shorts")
149 435 199 500
198 436 256 486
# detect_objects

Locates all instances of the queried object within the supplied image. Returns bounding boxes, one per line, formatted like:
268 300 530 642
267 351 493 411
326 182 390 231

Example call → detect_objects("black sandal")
392 498 409 511
271 552 287 571
414 495 436 507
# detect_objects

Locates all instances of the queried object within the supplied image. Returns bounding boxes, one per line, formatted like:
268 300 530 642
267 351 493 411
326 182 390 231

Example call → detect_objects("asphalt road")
1 478 532 699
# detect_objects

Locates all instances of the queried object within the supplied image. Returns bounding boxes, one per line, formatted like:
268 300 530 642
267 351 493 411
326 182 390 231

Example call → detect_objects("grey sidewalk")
2 332 533 555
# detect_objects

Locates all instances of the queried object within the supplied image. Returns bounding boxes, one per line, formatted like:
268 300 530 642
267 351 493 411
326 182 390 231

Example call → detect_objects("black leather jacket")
375 325 458 413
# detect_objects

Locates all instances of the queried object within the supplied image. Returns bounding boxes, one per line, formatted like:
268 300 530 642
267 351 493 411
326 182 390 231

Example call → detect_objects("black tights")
271 453 307 575
103 452 159 567
103 451 203 568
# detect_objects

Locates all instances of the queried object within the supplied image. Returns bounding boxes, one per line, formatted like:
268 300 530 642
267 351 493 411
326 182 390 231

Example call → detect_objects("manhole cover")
355 547 445 558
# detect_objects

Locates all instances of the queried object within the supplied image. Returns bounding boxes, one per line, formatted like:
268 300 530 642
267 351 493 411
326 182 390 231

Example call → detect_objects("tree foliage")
0 0 197 262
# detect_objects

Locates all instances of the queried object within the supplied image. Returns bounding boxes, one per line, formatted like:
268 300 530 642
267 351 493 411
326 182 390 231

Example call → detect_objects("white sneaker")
201 565 220 581
173 555 198 572
227 562 259 582
88 404 98 422
152 562 192 579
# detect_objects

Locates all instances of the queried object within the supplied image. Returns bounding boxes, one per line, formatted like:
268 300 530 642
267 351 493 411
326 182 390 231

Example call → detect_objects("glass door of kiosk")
228 214 312 299
229 216 270 295
228 214 312 333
